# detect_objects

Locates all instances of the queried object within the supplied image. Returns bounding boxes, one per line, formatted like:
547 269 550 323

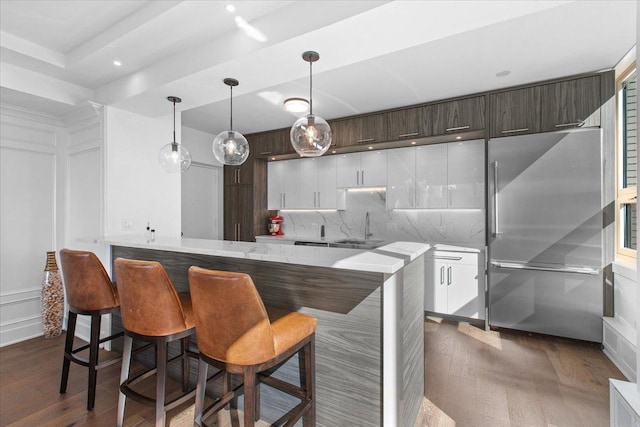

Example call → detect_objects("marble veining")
279 191 485 248
95 235 429 274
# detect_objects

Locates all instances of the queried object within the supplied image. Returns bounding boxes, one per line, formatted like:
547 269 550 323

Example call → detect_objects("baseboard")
0 315 43 347
603 318 637 382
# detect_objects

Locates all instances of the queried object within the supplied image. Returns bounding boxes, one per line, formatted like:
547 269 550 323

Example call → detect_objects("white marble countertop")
92 235 429 274
255 234 484 253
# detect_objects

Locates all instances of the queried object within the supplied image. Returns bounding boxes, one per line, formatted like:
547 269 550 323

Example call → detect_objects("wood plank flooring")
0 317 626 426
422 316 626 427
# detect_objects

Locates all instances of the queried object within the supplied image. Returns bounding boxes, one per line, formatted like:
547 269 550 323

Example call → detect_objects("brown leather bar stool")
188 266 317 427
58 248 123 411
113 258 197 427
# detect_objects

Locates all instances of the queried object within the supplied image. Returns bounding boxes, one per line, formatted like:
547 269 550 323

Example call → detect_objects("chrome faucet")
365 211 373 240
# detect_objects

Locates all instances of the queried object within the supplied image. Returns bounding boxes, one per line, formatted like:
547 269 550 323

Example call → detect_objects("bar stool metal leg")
155 340 168 427
194 359 208 427
87 313 101 411
60 312 77 394
117 335 133 427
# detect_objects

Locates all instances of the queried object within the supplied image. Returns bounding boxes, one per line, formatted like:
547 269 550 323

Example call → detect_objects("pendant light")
212 78 249 166
158 96 192 173
290 51 332 157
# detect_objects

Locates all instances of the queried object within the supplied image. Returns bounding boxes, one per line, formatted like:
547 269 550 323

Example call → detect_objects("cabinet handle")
445 125 470 132
501 128 529 134
237 223 241 240
492 161 501 237
356 171 360 186
361 170 365 185
440 266 445 285
314 191 317 207
448 187 452 206
554 121 584 128
433 256 463 261
357 138 375 143
259 151 272 155
447 266 452 285
398 132 419 138
283 193 286 208
318 191 321 207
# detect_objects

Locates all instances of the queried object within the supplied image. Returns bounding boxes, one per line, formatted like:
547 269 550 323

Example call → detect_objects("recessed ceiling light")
283 97 309 113
495 70 510 77
411 141 416 145
368 146 373 150
113 60 122 67
456 136 462 140
226 4 236 13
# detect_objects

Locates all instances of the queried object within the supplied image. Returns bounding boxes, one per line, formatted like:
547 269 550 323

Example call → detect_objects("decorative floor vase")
41 251 63 338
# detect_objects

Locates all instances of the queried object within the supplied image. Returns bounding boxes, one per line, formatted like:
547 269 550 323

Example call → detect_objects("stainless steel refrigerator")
488 128 603 342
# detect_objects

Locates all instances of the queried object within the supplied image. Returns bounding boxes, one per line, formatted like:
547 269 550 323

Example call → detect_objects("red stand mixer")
268 215 284 236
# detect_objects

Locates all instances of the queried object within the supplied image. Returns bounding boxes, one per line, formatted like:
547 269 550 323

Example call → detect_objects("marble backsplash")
278 190 486 248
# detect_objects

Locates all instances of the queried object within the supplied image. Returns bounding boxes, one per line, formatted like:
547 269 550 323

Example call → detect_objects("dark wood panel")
329 117 359 148
110 246 384 427
357 113 388 145
223 184 253 241
252 158 269 238
489 86 541 137
386 106 428 140
432 95 486 135
541 75 601 131
248 128 293 158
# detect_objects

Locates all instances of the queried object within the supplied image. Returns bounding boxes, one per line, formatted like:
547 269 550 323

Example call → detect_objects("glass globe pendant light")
158 96 192 173
212 78 249 166
290 51 331 157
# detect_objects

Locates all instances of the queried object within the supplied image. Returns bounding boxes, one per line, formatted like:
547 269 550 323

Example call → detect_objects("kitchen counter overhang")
96 236 427 427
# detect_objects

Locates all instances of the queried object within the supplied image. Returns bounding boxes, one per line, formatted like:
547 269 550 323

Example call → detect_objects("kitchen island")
99 235 427 427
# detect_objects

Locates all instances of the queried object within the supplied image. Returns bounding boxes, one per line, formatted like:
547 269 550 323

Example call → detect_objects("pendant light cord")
309 60 313 115
229 84 233 131
172 99 177 144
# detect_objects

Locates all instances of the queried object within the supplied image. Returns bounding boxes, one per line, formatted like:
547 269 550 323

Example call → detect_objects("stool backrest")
59 249 118 312
114 258 189 336
188 266 276 365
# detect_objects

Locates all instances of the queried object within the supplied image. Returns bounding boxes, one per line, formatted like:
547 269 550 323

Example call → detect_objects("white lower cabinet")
610 379 640 427
425 250 485 319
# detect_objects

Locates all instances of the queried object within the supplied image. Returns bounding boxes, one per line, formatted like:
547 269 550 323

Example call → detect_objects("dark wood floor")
0 317 626 427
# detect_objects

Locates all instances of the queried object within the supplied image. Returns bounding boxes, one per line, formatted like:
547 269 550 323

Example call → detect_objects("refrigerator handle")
491 161 500 237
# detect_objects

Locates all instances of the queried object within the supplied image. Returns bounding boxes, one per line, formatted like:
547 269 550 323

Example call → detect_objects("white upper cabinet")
387 147 416 209
388 140 484 209
447 139 484 208
316 156 338 208
267 161 283 209
298 156 338 209
336 151 387 187
268 160 299 209
269 156 337 210
416 144 448 208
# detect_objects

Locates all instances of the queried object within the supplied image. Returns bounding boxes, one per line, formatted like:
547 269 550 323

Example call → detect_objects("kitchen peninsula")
99 235 428 427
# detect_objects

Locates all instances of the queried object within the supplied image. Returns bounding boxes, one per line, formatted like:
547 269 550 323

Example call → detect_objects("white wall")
181 126 223 239
104 106 181 237
0 105 67 346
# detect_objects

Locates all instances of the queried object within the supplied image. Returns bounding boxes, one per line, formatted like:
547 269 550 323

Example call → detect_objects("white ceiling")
0 0 636 135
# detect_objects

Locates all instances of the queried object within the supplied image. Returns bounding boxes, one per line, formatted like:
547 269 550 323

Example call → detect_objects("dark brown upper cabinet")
431 96 486 136
489 86 542 138
248 128 292 158
540 75 601 132
330 113 388 147
386 106 430 141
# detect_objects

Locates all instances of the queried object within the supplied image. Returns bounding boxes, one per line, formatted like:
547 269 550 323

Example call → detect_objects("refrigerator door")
488 128 602 267
489 262 602 342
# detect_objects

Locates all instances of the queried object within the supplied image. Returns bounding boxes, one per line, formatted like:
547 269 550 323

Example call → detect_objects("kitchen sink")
330 239 385 249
